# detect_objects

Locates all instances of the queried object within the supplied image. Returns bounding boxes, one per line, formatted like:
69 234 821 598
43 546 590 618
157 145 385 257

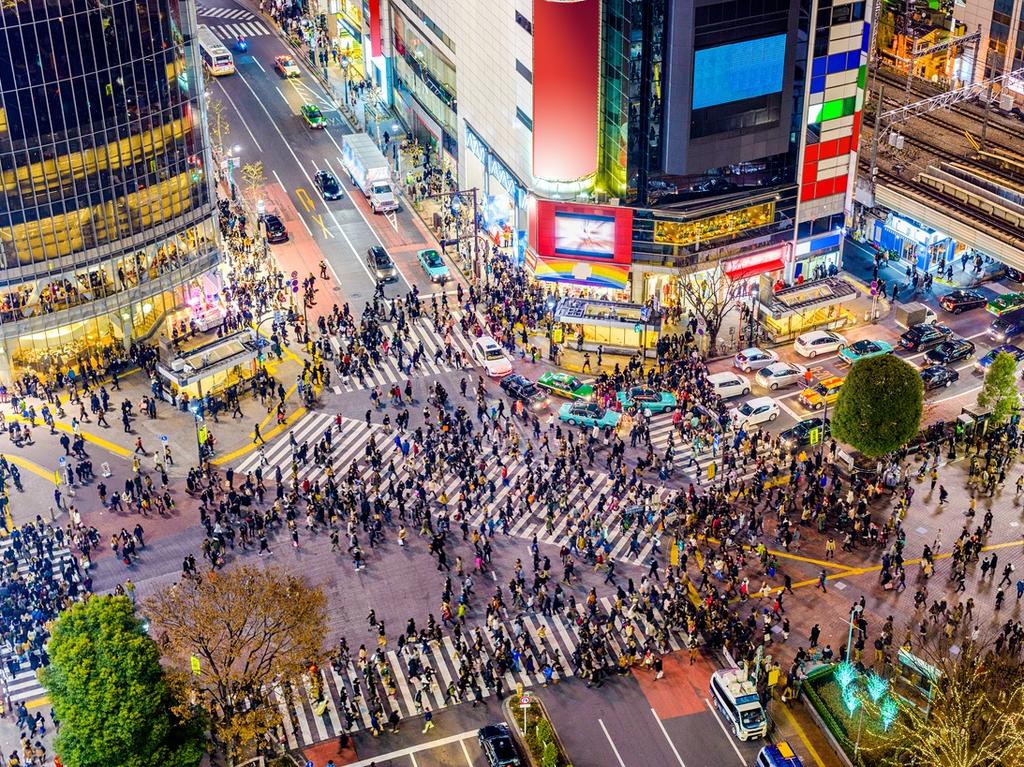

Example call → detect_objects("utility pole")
980 81 993 150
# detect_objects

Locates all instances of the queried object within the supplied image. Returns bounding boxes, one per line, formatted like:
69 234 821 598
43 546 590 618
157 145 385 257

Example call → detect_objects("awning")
726 258 784 281
526 251 630 290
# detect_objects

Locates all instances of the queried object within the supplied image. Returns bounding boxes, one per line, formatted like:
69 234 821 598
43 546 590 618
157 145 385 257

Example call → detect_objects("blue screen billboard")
692 34 787 110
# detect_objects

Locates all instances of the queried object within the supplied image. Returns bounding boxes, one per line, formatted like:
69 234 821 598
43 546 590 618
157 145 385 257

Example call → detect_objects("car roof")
708 371 742 382
800 330 834 339
746 396 776 407
816 376 844 386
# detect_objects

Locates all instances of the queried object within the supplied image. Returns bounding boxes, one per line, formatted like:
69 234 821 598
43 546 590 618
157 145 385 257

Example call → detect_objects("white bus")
197 25 234 76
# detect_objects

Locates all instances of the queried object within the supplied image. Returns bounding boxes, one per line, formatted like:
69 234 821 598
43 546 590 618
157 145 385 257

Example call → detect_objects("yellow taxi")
797 375 844 410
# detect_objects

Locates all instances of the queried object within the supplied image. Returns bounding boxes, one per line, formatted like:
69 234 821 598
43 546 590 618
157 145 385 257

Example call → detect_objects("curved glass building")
0 0 221 382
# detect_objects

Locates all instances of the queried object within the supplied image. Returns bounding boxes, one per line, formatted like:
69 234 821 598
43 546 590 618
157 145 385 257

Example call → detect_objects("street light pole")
845 604 863 663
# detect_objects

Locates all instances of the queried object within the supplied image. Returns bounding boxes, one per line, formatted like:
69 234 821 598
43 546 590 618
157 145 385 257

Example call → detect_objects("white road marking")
253 57 265 72
703 699 747 766
230 68 382 288
933 384 983 404
211 79 263 152
459 739 475 766
275 85 288 104
338 730 479 767
651 708 687 767
599 719 628 767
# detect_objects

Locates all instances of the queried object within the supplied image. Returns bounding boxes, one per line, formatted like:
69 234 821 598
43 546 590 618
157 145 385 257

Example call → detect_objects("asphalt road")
203 1 460 315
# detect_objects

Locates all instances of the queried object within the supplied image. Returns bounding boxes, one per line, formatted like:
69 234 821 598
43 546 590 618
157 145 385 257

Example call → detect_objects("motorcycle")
236 36 248 52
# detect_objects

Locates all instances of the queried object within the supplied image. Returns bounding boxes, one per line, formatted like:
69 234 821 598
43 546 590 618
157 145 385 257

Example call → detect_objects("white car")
472 336 513 377
794 330 847 358
733 347 779 372
755 361 808 391
728 396 781 428
707 371 750 399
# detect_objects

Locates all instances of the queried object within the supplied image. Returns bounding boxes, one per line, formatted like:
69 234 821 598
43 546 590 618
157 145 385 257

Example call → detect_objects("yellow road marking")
212 403 307 466
0 453 57 484
26 695 50 709
295 187 315 212
4 415 130 458
777 701 829 767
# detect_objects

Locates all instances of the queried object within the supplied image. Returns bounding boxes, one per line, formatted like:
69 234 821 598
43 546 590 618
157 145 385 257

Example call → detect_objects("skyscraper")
0 0 221 383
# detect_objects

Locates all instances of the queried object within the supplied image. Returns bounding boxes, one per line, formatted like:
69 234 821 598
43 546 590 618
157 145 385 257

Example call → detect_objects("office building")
0 0 221 383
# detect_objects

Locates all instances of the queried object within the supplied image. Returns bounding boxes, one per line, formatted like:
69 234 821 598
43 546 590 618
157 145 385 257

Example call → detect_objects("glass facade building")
0 0 220 383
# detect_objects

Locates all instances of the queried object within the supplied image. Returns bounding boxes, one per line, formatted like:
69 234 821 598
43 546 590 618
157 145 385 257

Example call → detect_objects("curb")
501 692 573 767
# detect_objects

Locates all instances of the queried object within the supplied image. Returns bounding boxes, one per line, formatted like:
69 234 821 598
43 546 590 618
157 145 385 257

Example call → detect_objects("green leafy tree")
831 354 923 458
976 351 1021 424
41 595 204 767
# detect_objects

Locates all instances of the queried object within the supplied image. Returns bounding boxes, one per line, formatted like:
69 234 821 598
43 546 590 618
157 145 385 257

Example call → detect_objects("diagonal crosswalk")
327 315 479 394
274 601 691 749
196 5 254 20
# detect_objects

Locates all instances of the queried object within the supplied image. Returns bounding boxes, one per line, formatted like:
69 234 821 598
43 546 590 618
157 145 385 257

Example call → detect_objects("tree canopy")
146 565 327 760
831 354 923 458
976 351 1021 424
41 595 204 767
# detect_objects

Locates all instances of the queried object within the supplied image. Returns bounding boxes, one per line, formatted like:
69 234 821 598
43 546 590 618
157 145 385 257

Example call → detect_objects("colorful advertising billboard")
529 199 633 265
532 0 600 181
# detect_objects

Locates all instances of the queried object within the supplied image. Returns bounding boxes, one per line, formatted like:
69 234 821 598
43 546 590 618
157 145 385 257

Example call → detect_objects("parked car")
798 376 844 410
499 374 549 410
728 396 780 428
920 365 960 390
616 386 677 415
838 339 894 364
733 347 779 371
314 169 343 200
899 323 952 351
472 336 513 377
478 724 523 767
925 338 976 365
261 213 288 243
779 417 830 448
794 330 847 358
754 362 807 391
366 245 397 283
536 372 593 400
938 289 987 314
707 371 750 399
558 401 621 430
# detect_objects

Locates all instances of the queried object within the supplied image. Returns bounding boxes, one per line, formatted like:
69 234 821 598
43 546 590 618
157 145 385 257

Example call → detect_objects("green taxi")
986 291 1024 316
537 372 593 400
300 103 326 129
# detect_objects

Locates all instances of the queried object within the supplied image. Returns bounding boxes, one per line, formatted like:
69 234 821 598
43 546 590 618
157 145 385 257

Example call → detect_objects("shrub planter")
501 693 573 767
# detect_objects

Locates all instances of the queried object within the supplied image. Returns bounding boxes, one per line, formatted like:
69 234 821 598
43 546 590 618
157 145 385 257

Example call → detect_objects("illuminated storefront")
464 122 527 257
334 0 365 79
762 277 858 341
553 297 659 352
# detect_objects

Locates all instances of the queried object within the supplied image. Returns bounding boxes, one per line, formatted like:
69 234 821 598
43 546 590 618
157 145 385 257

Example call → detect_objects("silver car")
733 347 779 372
367 246 397 283
755 361 808 391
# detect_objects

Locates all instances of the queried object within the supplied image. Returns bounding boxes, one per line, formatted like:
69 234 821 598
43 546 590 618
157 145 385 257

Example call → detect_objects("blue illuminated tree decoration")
835 661 858 691
843 683 862 716
880 695 898 731
866 672 889 703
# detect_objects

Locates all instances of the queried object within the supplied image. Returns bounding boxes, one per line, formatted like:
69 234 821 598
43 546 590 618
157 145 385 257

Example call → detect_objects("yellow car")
798 375 844 410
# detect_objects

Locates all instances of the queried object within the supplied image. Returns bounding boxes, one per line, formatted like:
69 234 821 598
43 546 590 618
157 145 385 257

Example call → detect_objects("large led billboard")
692 34 787 110
554 212 616 259
532 0 600 181
529 199 633 266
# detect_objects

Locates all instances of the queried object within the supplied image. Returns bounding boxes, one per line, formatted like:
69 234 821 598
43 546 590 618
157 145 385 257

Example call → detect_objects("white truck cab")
710 668 768 741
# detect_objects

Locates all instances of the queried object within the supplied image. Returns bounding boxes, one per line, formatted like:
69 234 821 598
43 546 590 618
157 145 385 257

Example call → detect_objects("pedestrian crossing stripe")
327 315 479 393
0 537 75 704
212 21 271 41
196 6 254 20
273 600 691 748
232 411 671 565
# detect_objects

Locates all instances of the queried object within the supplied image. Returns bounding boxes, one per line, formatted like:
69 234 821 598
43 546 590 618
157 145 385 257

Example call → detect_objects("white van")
473 336 513 378
710 668 768 741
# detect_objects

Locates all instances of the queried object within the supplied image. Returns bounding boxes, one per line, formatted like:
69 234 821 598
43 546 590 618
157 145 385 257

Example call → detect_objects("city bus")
197 25 235 76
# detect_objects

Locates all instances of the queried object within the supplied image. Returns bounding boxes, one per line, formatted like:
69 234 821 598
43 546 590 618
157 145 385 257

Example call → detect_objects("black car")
779 417 830 448
479 724 522 767
314 169 343 200
499 374 549 410
920 364 960 390
938 289 986 314
261 213 288 243
899 322 952 351
925 338 976 365
1006 266 1024 283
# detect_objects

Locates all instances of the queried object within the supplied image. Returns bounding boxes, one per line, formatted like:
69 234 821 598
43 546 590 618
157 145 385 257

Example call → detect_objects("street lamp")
845 604 864 663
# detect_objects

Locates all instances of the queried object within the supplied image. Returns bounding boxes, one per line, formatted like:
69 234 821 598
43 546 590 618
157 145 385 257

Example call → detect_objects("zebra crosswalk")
328 315 479 394
0 537 76 704
197 5 254 20
232 410 673 565
212 20 271 40
645 412 773 485
273 599 691 749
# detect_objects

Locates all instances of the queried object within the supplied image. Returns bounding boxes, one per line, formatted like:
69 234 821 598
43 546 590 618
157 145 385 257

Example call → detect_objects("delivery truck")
341 133 399 214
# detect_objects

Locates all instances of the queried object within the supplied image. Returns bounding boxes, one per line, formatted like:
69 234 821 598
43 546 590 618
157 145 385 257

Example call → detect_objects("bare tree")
207 97 231 159
676 261 745 355
239 161 265 207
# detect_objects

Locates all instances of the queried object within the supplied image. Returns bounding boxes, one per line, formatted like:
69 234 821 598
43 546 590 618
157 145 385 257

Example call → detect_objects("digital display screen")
692 34 787 110
554 212 616 259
